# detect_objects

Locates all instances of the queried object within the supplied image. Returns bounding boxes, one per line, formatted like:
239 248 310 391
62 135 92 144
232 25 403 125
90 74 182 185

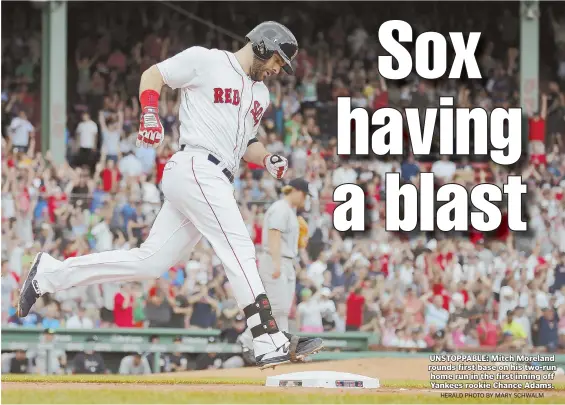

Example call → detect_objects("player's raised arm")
137 64 165 149
137 46 209 149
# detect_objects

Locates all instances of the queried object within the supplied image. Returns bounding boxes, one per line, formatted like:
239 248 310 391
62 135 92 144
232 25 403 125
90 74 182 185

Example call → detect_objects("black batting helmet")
245 21 298 75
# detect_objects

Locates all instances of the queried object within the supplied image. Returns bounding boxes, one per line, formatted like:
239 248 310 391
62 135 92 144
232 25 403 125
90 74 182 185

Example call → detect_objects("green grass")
1 374 263 385
3 389 564 404
3 375 565 404
1 374 428 388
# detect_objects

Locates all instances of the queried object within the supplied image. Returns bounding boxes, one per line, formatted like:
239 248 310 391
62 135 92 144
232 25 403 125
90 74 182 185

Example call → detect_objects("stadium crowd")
2 2 565 373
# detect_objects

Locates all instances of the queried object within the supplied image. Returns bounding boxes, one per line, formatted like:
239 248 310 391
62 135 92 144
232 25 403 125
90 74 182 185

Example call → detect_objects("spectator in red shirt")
528 94 547 143
252 217 262 246
155 144 174 185
100 159 120 193
114 283 134 328
477 312 498 347
371 77 389 111
346 288 365 331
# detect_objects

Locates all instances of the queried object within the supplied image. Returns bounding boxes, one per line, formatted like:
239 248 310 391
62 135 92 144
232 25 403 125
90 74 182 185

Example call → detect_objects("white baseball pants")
37 149 267 314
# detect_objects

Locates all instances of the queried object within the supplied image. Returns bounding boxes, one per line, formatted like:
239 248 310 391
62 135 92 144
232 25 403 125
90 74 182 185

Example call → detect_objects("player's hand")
272 270 281 279
137 106 164 148
263 154 288 179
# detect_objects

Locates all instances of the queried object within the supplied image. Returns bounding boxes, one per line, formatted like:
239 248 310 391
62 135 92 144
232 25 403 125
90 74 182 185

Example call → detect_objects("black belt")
282 256 294 260
180 145 234 183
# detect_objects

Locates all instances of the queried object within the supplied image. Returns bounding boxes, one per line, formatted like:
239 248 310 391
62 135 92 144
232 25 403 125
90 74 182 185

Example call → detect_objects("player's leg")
163 152 322 366
239 252 289 363
17 201 202 317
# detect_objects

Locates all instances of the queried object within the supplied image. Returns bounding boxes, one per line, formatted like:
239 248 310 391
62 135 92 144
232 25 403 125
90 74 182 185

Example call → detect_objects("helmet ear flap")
251 40 274 61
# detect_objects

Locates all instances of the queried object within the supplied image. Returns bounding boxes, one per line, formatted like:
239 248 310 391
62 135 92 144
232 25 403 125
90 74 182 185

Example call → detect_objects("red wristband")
140 90 160 109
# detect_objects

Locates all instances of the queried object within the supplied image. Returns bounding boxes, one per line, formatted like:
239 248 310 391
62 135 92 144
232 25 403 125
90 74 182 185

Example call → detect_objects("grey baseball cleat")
17 253 44 318
256 334 324 370
284 333 324 362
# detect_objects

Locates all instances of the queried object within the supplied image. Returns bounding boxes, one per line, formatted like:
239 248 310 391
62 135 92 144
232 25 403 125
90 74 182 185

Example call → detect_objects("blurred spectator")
534 307 560 352
71 336 106 374
66 306 94 329
425 294 450 332
346 287 365 332
144 334 167 372
501 310 528 350
8 110 34 153
194 350 222 371
296 288 324 333
113 283 134 328
167 336 188 372
75 112 98 170
9 350 30 374
28 329 67 375
189 283 219 329
144 283 173 328
119 352 151 375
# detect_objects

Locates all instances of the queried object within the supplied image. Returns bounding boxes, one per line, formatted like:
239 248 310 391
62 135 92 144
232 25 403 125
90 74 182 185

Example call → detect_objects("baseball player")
239 178 310 363
17 21 323 368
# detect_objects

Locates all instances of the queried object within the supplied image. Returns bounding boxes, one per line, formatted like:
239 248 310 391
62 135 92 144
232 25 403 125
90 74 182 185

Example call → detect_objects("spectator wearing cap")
71 336 106 374
118 352 151 375
501 310 528 350
144 283 173 328
318 288 338 331
296 288 324 333
167 336 188 372
28 329 67 375
534 307 560 352
144 335 168 373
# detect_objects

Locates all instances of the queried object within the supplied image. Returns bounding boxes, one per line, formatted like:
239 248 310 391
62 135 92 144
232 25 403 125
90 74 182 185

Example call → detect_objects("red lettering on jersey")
250 101 264 126
213 88 240 106
224 88 233 104
213 88 224 103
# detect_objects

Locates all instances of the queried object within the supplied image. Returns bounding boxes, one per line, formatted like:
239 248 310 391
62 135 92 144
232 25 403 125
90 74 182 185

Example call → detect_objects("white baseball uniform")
33 47 289 354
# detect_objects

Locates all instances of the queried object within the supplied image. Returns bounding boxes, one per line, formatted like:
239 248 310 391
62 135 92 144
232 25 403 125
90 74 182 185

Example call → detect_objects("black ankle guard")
243 294 280 338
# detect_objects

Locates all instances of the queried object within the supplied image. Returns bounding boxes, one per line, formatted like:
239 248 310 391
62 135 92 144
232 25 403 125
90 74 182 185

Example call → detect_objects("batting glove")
264 154 288 179
137 106 164 148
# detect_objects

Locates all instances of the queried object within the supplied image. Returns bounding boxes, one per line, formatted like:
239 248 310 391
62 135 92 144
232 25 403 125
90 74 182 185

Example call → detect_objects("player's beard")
249 58 267 81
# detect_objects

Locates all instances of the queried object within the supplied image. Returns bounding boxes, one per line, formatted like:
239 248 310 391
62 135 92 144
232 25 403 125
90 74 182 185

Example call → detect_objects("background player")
240 178 311 364
17 21 323 369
